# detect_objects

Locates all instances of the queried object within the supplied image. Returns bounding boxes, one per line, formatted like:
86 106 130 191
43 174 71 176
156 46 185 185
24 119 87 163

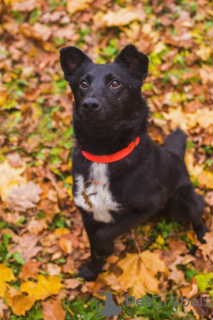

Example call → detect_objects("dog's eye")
80 80 89 89
110 80 120 88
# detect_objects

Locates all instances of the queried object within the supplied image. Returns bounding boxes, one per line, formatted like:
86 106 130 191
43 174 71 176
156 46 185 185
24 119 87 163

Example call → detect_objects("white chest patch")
73 163 120 223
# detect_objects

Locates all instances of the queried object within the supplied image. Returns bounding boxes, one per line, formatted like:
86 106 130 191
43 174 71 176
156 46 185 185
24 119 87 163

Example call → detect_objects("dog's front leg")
78 209 113 281
95 209 158 244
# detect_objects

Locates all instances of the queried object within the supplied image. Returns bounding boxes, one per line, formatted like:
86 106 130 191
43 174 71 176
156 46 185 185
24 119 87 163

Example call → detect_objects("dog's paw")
78 261 99 281
197 226 209 244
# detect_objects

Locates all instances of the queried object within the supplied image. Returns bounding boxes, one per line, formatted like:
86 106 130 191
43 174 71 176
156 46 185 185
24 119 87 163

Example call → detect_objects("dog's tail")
164 128 187 159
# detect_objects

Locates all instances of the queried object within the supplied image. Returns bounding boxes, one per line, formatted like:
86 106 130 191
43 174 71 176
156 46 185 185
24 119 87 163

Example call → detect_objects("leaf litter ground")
0 0 213 319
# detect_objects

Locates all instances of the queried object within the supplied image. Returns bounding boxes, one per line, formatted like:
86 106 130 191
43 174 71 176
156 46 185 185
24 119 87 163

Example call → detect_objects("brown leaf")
47 263 61 276
42 299 65 320
10 234 42 262
64 279 80 289
19 23 52 42
19 260 41 281
0 298 8 318
6 152 24 168
199 232 213 263
7 181 43 212
27 219 48 235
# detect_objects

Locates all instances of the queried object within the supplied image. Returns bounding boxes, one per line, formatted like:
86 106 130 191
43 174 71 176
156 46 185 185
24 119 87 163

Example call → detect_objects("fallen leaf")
10 234 42 261
59 235 72 254
20 275 64 300
118 251 168 299
0 264 15 298
27 219 48 235
42 299 65 320
19 260 41 281
7 181 43 212
5 286 35 316
0 298 8 318
67 0 93 14
6 152 24 167
97 7 143 27
20 23 52 42
0 160 26 201
64 279 80 289
47 264 61 276
199 232 213 263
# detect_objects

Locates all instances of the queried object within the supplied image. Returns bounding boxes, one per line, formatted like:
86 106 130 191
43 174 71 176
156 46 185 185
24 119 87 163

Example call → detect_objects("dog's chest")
73 163 120 223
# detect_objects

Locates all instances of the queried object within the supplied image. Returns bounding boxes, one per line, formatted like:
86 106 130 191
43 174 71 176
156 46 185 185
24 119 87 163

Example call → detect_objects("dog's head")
60 45 149 128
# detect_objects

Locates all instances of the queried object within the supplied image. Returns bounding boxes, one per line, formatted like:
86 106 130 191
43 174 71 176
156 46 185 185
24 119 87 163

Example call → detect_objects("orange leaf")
5 287 35 316
42 299 65 320
19 260 41 281
118 251 168 299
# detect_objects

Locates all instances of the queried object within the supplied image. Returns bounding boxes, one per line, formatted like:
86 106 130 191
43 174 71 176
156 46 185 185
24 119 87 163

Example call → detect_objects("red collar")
81 136 140 163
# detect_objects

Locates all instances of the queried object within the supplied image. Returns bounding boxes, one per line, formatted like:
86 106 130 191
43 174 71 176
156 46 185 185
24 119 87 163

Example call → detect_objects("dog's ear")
60 46 93 80
114 45 149 80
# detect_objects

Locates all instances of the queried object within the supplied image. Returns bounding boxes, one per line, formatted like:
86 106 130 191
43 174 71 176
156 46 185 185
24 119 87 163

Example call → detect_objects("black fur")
60 45 208 281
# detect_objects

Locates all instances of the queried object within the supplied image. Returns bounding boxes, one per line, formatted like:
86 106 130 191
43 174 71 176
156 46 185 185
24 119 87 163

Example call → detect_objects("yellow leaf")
156 235 164 245
185 150 213 189
63 176 73 184
20 275 64 300
67 0 93 14
118 251 168 299
196 45 212 61
197 171 213 189
0 160 26 201
54 228 70 237
5 287 35 316
0 264 15 298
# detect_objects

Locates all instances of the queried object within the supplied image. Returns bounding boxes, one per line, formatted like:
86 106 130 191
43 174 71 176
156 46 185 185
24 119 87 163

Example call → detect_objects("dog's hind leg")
168 184 209 243
164 128 187 159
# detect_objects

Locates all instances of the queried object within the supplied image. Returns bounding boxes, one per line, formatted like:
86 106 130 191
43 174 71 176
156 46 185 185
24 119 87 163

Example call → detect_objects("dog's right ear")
60 46 93 80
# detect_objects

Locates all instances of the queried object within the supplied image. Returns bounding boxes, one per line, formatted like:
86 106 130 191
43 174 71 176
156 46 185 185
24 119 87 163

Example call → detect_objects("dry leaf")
5 286 35 316
59 235 72 254
64 279 80 289
19 260 41 281
0 160 26 201
118 251 168 299
199 232 213 263
7 181 43 212
42 299 65 320
27 219 48 235
6 152 24 168
20 23 52 42
47 263 61 276
0 264 15 298
67 0 93 14
10 234 42 262
98 7 142 27
0 298 8 318
20 275 64 300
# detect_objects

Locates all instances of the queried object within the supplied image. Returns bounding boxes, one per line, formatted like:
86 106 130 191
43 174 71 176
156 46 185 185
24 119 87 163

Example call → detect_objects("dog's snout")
82 99 100 110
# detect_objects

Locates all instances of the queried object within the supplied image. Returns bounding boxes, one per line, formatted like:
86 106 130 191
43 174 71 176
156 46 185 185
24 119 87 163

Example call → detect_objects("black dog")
60 45 208 281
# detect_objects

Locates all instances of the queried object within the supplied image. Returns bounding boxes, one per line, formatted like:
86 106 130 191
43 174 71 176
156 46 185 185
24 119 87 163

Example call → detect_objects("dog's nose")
82 99 100 110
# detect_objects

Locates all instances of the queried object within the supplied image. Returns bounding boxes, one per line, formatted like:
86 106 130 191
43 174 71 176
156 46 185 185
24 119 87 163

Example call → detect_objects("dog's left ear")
114 45 149 80
60 46 93 80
